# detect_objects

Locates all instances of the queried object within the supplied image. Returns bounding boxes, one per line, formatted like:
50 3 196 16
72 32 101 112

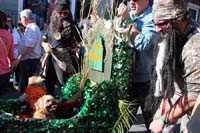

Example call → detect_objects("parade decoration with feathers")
0 0 136 132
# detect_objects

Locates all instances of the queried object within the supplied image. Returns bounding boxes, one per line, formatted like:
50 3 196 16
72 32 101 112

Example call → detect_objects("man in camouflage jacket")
149 0 200 132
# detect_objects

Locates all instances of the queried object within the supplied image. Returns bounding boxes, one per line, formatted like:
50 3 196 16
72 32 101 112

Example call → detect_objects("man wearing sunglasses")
41 0 82 96
118 0 159 132
149 0 200 133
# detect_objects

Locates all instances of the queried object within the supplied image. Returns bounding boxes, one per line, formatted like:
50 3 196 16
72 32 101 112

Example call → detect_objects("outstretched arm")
149 96 195 133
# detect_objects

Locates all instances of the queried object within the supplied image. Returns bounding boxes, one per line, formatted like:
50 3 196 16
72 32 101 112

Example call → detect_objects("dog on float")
14 76 47 118
18 76 80 119
19 76 47 105
33 95 57 119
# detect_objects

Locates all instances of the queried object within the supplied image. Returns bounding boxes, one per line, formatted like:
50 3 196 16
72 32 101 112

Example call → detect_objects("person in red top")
0 10 14 95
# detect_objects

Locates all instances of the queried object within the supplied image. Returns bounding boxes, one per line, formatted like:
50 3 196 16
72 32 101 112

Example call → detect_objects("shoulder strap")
0 37 8 55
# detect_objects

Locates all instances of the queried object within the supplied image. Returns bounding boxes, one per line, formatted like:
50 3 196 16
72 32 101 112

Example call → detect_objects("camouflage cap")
152 0 188 21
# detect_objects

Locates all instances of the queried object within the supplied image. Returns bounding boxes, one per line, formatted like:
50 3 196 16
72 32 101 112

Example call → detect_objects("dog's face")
34 95 57 114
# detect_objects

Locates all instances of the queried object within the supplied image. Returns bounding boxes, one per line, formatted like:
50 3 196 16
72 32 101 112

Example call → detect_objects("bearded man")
41 0 82 96
149 0 200 132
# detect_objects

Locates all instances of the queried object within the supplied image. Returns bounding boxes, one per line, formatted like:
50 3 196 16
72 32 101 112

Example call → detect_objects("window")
187 2 200 24
189 8 197 20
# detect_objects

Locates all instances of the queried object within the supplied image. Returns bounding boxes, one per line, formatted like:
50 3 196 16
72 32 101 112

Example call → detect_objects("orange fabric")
24 87 47 111
19 115 31 119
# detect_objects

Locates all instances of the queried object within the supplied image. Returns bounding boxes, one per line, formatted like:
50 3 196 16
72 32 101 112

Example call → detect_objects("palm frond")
112 100 136 133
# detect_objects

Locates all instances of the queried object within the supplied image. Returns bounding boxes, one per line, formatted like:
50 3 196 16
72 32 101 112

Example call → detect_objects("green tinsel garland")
0 19 135 132
61 75 82 101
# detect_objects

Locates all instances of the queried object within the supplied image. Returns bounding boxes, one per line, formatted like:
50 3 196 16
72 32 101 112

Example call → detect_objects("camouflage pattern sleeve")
182 33 200 99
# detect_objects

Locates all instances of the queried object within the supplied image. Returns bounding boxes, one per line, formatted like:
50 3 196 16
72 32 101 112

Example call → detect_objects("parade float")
0 1 136 132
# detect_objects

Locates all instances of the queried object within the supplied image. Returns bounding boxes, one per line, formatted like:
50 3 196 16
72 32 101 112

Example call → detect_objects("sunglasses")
128 0 138 2
7 19 12 22
152 20 170 26
18 23 23 26
57 10 69 16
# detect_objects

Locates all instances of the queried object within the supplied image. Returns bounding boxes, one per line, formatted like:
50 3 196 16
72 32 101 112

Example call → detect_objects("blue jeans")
0 73 10 94
19 58 41 94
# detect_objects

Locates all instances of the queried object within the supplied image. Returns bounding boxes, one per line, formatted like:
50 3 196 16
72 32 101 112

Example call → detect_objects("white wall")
0 0 20 26
70 0 76 20
18 0 23 13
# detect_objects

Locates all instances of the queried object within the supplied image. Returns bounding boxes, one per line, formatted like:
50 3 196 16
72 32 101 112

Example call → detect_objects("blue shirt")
130 6 159 82
20 23 42 60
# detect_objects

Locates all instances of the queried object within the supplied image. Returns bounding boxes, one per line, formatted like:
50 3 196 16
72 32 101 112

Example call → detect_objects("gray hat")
20 9 33 19
152 0 188 21
55 0 70 11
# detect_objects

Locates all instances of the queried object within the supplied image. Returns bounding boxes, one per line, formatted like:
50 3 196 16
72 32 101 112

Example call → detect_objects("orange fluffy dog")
33 95 57 119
